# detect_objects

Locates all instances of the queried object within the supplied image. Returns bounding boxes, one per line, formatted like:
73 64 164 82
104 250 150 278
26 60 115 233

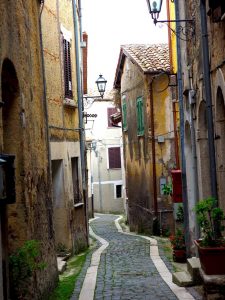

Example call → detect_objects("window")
63 39 73 99
71 157 82 204
122 95 127 131
208 0 225 22
116 184 122 198
136 96 144 136
108 147 121 169
51 160 64 207
107 107 118 127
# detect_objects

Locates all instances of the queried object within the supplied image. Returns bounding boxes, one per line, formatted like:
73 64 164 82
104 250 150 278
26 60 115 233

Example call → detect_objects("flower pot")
172 249 186 263
194 240 225 275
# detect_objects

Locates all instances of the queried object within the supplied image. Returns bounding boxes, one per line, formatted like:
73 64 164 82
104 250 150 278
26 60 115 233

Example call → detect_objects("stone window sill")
74 202 84 208
63 98 77 108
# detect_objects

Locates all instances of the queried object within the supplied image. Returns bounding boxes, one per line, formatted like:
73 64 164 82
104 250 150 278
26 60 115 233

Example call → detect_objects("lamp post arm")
83 95 103 99
155 19 194 23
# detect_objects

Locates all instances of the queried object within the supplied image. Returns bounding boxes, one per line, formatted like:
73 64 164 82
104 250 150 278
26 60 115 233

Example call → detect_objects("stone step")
172 271 194 287
187 257 202 284
57 257 67 274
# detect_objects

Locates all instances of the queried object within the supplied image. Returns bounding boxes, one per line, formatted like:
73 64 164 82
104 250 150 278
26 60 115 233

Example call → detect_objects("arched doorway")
1 58 21 299
197 101 211 199
215 87 225 212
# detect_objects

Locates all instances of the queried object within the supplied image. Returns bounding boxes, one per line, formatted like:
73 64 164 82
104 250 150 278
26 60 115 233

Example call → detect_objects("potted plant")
162 182 172 196
169 228 186 262
194 197 225 275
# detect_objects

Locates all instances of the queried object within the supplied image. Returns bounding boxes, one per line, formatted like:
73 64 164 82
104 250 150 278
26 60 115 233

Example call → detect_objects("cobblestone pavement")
90 214 178 300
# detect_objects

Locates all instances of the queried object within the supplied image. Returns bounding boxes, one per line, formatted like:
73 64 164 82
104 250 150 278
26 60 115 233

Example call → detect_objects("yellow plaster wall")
169 1 177 73
0 1 58 298
42 0 87 253
42 0 79 142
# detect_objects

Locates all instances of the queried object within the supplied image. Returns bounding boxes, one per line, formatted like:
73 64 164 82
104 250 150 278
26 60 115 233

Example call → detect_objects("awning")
110 112 122 126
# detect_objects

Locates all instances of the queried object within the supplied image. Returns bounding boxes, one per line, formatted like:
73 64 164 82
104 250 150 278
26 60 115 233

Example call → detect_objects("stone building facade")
41 0 88 254
114 44 176 234
174 0 225 252
0 0 58 299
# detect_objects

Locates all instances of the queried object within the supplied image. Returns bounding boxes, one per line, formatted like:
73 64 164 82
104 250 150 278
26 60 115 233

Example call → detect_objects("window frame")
107 107 118 128
71 157 83 205
61 25 73 100
114 183 123 199
107 146 122 169
63 38 73 99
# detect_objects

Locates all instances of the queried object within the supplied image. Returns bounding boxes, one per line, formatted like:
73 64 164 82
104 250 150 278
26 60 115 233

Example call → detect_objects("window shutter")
107 107 118 127
108 147 121 169
122 99 127 131
63 39 73 99
137 97 144 136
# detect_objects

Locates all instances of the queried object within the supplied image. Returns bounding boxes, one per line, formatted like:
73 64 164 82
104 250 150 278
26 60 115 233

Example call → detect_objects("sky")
82 0 168 91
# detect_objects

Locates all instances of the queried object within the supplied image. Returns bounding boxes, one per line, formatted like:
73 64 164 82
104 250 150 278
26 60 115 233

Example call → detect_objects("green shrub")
9 240 46 298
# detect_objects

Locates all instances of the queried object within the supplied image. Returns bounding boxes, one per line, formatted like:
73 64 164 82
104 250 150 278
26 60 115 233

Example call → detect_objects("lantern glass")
146 0 163 21
96 74 107 98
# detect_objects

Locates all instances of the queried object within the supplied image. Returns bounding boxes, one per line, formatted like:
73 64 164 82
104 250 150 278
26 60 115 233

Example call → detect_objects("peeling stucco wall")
120 58 175 234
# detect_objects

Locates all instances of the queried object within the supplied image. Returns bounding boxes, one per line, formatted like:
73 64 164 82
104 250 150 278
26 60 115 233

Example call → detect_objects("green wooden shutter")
122 96 127 131
136 97 144 136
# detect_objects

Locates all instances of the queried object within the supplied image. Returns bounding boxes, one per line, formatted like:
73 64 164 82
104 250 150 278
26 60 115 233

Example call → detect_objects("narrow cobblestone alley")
71 215 197 300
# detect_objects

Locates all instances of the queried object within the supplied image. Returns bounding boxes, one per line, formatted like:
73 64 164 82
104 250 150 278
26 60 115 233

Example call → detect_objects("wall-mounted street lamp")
146 0 195 40
95 74 107 98
83 74 107 108
146 0 163 23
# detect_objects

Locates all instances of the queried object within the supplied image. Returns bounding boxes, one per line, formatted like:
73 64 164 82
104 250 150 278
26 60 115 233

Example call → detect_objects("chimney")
82 32 88 94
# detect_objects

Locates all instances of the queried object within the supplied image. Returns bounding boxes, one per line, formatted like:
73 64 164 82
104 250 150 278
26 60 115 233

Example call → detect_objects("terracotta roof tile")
121 44 170 73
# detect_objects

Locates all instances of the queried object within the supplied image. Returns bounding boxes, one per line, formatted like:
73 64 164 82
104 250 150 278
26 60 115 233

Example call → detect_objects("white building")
85 92 125 214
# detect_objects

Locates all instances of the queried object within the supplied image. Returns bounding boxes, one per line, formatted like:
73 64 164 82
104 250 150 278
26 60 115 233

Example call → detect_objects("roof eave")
113 49 126 89
143 68 172 75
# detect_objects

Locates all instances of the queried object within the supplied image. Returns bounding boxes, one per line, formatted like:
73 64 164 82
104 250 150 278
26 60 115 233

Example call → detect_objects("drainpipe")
149 82 158 224
174 0 190 256
97 148 103 212
39 1 56 244
200 0 218 200
39 1 52 184
187 71 200 240
72 0 86 189
72 0 89 245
